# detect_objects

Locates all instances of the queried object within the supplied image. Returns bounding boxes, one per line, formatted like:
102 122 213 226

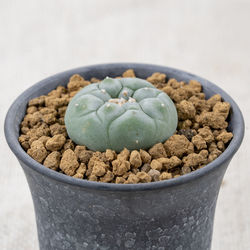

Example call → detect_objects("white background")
0 0 250 249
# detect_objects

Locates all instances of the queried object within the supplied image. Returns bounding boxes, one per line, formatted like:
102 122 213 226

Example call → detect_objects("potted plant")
4 63 244 250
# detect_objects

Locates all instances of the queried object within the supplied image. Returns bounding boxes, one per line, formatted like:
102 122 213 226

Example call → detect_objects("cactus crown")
65 77 178 152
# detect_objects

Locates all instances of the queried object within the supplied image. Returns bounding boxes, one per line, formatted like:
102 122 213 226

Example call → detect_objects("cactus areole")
65 77 178 152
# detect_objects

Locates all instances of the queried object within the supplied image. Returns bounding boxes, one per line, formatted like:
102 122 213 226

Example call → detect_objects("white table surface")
1 0 249 249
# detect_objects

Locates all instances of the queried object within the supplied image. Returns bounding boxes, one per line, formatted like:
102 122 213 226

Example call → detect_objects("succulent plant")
65 77 177 152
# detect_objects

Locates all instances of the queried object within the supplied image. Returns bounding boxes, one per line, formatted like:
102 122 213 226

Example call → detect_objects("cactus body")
65 77 177 152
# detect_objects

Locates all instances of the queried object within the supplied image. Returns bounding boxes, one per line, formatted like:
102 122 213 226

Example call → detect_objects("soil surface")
19 69 233 183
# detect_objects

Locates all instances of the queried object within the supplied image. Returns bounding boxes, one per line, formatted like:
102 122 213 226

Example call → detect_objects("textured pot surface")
5 63 244 250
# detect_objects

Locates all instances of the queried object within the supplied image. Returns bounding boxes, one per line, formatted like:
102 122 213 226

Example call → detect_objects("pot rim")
4 63 245 191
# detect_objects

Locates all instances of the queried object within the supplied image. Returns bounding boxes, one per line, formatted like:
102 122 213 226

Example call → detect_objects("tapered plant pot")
5 63 244 250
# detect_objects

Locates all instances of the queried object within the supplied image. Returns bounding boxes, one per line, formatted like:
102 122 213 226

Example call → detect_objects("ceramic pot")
5 63 244 250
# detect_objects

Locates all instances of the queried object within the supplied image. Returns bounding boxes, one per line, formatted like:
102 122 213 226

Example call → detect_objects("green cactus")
65 77 177 152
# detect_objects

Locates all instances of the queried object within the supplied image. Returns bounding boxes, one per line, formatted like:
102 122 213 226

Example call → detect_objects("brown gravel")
19 69 233 183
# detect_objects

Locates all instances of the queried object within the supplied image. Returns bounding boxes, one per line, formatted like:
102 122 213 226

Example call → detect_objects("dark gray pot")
5 63 244 250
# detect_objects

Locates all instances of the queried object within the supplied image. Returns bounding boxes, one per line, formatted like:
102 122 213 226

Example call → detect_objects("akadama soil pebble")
18 69 233 184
